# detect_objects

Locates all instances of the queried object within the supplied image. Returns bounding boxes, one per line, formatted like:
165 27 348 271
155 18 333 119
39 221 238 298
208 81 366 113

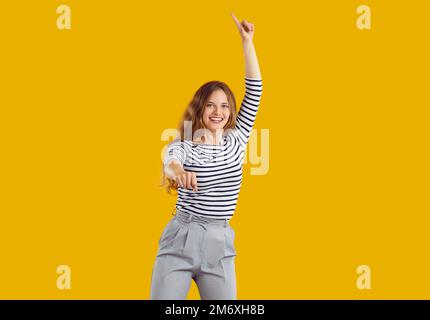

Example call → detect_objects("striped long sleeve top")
163 77 263 220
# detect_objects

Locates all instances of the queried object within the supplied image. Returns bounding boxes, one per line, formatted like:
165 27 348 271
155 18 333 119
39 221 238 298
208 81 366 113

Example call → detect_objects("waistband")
172 208 230 227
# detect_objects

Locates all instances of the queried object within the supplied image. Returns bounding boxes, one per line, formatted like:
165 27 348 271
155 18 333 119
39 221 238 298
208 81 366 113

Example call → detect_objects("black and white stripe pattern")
163 77 263 220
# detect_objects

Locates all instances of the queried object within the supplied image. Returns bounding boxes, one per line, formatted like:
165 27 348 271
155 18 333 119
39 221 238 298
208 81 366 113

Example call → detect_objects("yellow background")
0 0 429 299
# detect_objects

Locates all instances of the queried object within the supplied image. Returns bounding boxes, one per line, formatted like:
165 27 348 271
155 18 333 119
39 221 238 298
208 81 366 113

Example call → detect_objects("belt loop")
224 218 228 227
188 212 193 223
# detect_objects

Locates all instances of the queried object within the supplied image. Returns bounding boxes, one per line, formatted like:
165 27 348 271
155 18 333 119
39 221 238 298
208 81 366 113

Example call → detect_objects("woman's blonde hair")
159 80 238 195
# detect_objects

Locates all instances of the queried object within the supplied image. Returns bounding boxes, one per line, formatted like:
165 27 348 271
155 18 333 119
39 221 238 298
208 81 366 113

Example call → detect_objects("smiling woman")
182 80 238 147
151 12 263 300
203 92 232 139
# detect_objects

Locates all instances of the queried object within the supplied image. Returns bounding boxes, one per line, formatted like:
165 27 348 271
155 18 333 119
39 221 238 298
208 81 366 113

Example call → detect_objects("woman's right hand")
165 161 198 192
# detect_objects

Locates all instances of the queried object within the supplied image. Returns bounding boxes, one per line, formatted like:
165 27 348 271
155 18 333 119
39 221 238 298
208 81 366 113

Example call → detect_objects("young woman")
150 12 263 300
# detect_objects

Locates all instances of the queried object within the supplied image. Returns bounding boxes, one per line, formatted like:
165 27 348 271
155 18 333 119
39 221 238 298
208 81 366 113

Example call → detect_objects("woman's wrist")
242 38 253 46
165 161 185 179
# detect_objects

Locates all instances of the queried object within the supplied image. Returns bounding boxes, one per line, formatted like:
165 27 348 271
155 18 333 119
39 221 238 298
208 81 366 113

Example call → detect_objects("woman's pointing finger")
231 12 242 30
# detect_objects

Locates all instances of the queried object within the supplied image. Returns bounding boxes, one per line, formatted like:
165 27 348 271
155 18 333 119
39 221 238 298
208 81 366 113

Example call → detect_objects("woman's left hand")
231 12 254 42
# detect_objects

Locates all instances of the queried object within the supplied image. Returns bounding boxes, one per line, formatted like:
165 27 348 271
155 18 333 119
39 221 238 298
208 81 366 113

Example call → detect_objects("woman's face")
202 89 231 133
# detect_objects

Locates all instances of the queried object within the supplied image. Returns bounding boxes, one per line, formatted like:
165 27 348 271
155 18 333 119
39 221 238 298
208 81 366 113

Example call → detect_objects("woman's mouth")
209 116 223 123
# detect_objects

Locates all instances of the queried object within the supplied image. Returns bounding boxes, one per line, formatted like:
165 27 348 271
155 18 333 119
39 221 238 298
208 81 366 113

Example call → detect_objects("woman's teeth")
209 117 223 123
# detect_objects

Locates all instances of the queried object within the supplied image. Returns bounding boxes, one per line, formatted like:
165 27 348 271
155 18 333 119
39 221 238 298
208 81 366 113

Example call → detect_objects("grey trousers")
150 209 237 300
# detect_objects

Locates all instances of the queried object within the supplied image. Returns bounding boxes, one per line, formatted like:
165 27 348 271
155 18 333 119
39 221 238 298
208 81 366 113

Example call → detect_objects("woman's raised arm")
231 12 261 79
230 13 263 148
